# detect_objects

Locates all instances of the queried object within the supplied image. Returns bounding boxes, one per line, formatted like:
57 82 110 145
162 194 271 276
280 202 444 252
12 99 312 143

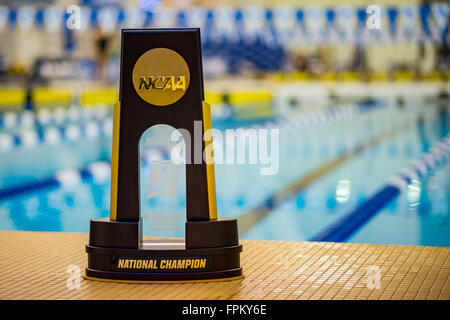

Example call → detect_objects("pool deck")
0 231 448 300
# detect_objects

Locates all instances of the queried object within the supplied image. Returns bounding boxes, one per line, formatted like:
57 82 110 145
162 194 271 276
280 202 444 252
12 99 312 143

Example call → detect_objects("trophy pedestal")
85 217 243 282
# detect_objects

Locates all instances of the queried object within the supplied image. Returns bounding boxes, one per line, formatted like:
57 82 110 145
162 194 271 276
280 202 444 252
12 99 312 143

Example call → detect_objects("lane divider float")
310 134 450 242
0 161 111 201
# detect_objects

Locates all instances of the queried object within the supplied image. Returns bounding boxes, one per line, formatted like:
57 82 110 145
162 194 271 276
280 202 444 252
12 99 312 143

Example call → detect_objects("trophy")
85 29 243 281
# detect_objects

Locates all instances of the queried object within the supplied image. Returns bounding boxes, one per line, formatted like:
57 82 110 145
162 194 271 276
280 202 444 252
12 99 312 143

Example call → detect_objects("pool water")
0 99 449 247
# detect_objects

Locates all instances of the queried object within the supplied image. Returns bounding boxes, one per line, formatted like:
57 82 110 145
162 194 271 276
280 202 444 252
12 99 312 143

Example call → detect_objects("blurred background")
0 0 448 246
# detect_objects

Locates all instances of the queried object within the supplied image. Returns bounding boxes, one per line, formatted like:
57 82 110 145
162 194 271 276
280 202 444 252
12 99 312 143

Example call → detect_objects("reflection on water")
336 179 351 204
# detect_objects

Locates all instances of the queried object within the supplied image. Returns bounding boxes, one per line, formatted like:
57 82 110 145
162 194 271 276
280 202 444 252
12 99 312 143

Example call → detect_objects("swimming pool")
0 96 449 247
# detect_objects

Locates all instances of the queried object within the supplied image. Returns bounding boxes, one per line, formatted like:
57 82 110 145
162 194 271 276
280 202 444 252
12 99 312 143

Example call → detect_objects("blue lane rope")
0 117 113 150
0 100 378 151
0 107 111 130
310 135 450 242
0 178 60 201
260 99 383 132
0 99 383 201
0 162 110 202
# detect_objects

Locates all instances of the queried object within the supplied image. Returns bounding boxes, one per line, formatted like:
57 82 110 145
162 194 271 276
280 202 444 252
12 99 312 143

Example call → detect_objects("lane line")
310 135 450 242
238 118 417 235
0 162 110 201
0 100 381 199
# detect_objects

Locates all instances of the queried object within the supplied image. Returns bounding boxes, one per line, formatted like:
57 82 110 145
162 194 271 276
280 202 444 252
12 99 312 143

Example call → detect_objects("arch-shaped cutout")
138 124 187 247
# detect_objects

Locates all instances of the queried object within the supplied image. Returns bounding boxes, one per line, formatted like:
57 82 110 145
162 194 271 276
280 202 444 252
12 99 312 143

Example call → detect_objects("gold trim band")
109 101 121 221
202 101 218 221
83 274 244 284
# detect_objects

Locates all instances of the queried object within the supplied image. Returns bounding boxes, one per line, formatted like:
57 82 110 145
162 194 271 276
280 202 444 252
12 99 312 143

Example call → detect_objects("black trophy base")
85 217 243 282
85 244 243 282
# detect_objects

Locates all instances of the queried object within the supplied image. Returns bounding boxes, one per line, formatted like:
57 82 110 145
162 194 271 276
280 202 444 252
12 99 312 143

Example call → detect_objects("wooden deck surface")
0 231 448 300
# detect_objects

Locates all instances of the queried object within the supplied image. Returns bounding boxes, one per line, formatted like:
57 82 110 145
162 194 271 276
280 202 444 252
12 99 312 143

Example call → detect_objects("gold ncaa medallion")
132 48 190 106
